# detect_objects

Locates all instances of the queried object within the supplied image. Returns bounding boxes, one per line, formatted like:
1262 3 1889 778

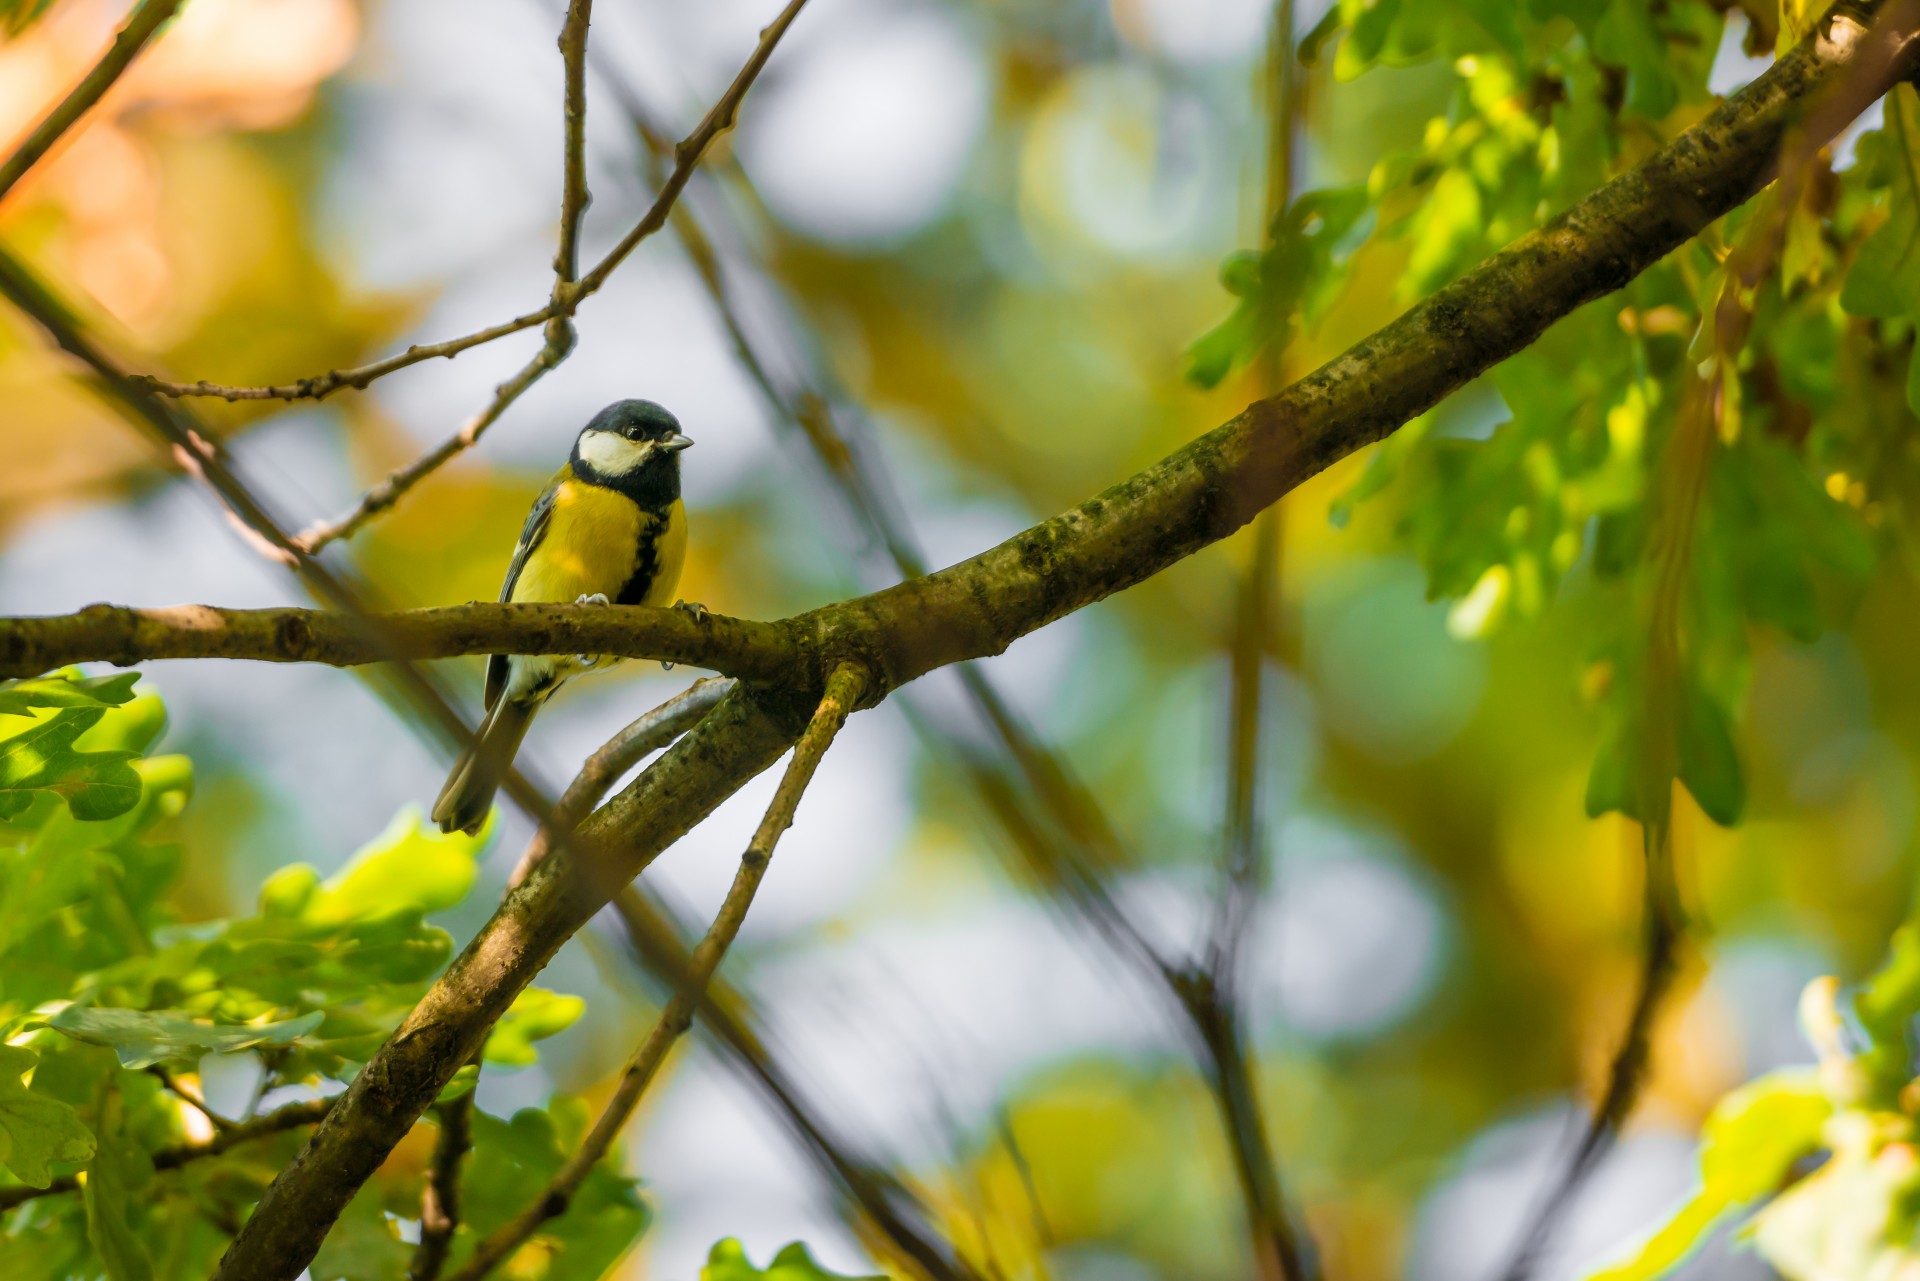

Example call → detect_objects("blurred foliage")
0 674 642 1279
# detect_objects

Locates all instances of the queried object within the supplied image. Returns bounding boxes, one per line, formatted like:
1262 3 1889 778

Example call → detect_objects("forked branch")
442 664 866 1281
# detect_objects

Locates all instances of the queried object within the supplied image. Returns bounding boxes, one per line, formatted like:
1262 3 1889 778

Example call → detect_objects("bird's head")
572 399 694 485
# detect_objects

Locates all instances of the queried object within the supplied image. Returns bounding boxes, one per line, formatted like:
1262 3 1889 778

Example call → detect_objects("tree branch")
410 1091 476 1281
0 0 185 204
541 686 973 1278
289 0 604 554
510 675 734 887
552 0 594 289
128 0 808 410
444 665 865 1281
209 684 811 1281
0 602 799 684
0 1095 333 1211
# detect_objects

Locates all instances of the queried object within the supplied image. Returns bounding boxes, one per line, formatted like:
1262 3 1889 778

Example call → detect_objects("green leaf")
1592 0 1679 119
83 1088 154 1281
0 1044 95 1188
456 1104 648 1281
302 807 481 925
484 988 587 1069
310 1181 411 1281
701 1238 887 1281
0 709 142 822
47 1007 324 1069
1676 680 1743 827
1587 1071 1829 1281
1752 1130 1920 1281
0 672 139 721
1843 86 1920 320
0 0 58 34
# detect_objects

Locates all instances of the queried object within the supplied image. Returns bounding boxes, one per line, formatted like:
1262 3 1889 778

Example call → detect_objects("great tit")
431 398 694 836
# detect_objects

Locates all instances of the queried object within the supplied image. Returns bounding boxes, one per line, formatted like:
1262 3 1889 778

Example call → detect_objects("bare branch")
133 0 809 415
0 1095 334 1211
127 307 558 403
443 665 864 1281
410 1092 476 1281
510 676 734 887
553 0 595 288
290 0 603 554
0 0 185 204
0 601 798 684
290 341 571 553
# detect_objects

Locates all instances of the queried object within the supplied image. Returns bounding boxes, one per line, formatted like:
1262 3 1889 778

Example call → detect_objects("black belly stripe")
616 513 664 606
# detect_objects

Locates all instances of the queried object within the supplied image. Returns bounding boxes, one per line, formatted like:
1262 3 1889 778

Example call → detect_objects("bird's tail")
432 696 537 836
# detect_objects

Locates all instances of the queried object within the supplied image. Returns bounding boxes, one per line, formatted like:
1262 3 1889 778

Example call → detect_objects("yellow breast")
509 482 644 605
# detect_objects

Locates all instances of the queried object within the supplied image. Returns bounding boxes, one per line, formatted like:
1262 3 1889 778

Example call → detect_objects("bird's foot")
576 592 612 664
664 601 708 670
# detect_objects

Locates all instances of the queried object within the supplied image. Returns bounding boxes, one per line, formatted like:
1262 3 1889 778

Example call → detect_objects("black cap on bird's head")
572 398 694 490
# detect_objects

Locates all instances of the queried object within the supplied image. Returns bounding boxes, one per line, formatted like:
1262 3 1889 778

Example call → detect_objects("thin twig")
510 676 733 887
1183 11 1313 1279
290 341 569 553
410 1091 476 1281
127 307 557 403
293 0 590 554
0 1095 333 1211
552 0 595 289
0 0 185 204
444 664 865 1281
284 0 807 552
606 886 978 1281
133 0 807 434
1495 358 1717 1281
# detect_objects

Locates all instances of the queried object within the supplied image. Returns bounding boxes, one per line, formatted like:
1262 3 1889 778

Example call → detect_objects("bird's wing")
484 469 566 709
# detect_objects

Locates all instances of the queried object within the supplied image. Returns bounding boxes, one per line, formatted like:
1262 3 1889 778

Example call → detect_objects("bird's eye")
624 426 645 442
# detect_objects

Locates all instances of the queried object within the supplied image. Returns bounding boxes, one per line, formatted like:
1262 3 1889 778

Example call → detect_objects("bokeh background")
2 1 1914 1278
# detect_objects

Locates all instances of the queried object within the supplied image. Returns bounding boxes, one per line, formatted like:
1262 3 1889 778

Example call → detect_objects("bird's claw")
664 601 708 669
576 592 611 663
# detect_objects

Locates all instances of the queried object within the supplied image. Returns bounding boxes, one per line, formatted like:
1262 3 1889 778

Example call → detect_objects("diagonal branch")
543 686 974 1278
510 675 734 886
0 0 185 203
444 665 865 1281
606 887 978 1281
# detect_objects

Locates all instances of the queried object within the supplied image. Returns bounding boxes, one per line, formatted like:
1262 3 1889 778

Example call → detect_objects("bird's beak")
662 434 694 453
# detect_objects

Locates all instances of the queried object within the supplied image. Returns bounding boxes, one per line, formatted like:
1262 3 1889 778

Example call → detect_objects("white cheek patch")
578 430 652 475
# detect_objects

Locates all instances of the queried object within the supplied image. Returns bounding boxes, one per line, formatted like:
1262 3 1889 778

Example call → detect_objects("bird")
431 398 694 835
